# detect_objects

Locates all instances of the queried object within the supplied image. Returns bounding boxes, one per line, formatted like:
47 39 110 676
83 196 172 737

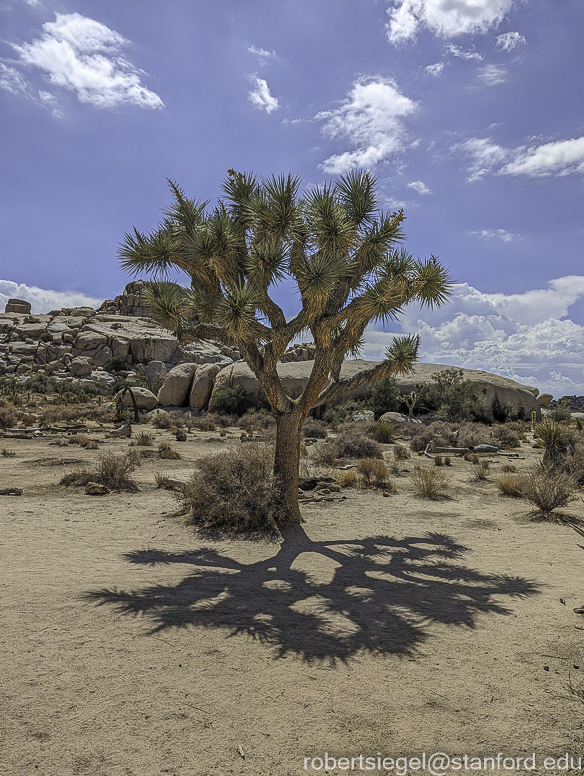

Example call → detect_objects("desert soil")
2 424 584 776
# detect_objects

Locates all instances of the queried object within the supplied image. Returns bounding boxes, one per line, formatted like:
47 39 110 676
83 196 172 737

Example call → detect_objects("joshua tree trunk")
273 409 305 524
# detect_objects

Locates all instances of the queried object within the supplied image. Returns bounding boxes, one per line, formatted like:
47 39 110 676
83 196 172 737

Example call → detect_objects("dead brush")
74 433 91 448
154 470 172 489
473 459 490 481
521 465 577 520
434 455 444 467
496 472 524 498
356 458 389 488
135 430 154 446
393 443 410 460
60 450 141 491
336 469 358 488
158 441 181 460
1 447 15 457
176 442 279 534
412 465 451 500
502 464 517 473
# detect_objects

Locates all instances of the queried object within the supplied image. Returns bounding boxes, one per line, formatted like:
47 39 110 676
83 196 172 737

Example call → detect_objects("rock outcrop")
4 299 31 314
0 281 545 421
207 360 541 420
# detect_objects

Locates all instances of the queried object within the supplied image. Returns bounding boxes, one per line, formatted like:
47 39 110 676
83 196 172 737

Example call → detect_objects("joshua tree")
118 171 451 523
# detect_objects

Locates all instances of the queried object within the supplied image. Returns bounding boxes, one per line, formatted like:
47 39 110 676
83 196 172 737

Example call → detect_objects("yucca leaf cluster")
118 171 451 409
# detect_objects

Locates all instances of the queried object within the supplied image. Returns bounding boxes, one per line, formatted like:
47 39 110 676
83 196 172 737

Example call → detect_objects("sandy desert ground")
2 422 584 776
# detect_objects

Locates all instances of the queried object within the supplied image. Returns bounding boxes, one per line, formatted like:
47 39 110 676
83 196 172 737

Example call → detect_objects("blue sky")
1 0 584 396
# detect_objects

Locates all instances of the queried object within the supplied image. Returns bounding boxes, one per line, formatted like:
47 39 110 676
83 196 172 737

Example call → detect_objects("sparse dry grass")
135 431 154 446
473 460 490 481
496 472 524 498
356 458 389 488
158 441 181 460
412 465 451 500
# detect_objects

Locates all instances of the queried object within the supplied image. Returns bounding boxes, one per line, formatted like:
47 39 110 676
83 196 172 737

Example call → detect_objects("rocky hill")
1 283 544 420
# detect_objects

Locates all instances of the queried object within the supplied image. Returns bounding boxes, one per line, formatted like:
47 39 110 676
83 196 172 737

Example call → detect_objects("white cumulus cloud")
455 135 584 179
11 12 163 110
386 0 517 45
248 76 279 113
407 180 432 194
0 280 104 315
317 76 418 174
496 30 526 51
361 276 584 396
502 136 584 177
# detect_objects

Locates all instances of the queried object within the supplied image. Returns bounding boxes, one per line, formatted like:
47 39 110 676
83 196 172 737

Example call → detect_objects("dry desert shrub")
333 430 383 459
412 465 451 499
158 441 181 460
356 457 389 488
496 472 524 498
60 450 140 491
239 412 276 434
562 441 584 486
135 430 154 446
336 469 358 488
521 466 577 518
502 464 517 473
302 419 329 439
444 456 452 466
393 443 410 460
1 447 15 457
0 407 18 429
176 442 279 534
154 470 171 489
373 421 395 443
492 424 521 449
187 416 216 432
473 460 490 481
151 413 172 429
434 455 444 467
457 421 495 449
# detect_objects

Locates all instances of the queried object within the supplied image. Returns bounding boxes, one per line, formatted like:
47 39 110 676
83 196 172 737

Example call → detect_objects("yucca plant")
534 418 573 466
118 171 451 523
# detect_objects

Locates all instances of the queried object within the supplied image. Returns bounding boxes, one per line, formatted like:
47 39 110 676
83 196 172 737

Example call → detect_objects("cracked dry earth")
2 427 584 776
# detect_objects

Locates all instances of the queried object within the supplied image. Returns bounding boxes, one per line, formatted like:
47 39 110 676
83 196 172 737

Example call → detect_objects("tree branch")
313 358 416 407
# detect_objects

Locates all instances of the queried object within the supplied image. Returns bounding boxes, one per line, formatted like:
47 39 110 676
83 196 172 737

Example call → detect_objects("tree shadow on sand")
83 524 541 663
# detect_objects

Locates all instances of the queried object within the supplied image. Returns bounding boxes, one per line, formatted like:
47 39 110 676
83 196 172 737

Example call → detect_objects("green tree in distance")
118 170 452 523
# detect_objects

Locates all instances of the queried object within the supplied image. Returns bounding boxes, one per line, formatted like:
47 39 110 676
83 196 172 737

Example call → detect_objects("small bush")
357 458 389 487
212 385 251 416
502 464 517 473
61 451 140 491
521 467 577 518
239 412 276 435
159 441 181 460
473 460 490 481
364 378 402 419
393 443 410 460
434 455 444 467
303 419 329 439
416 368 480 422
492 425 520 449
176 442 279 534
154 471 171 489
444 456 452 466
552 397 572 423
496 473 524 498
412 466 451 499
74 433 91 448
151 413 172 429
188 416 216 432
336 469 358 488
135 431 154 446
312 441 339 467
1 447 15 457
373 422 395 443
332 431 383 460
0 408 18 429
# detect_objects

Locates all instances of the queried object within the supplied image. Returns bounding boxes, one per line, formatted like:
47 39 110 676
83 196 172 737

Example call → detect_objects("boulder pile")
1 282 543 419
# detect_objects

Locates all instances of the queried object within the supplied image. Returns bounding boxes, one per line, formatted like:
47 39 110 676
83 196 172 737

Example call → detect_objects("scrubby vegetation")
176 442 280 534
60 451 141 492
